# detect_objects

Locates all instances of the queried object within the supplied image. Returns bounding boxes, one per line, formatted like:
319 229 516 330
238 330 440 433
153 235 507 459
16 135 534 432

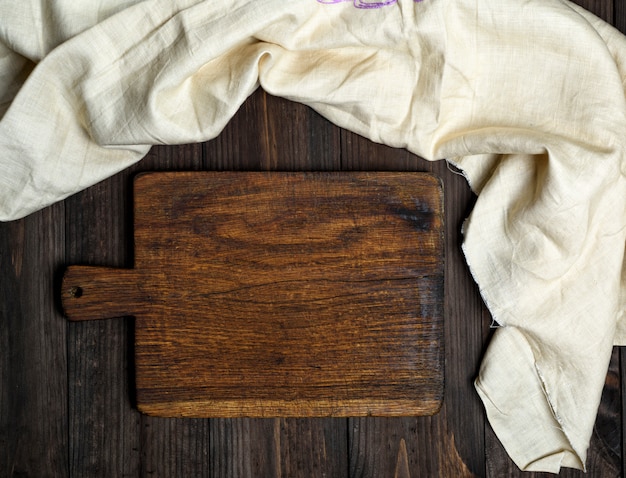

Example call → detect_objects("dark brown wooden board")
61 171 444 418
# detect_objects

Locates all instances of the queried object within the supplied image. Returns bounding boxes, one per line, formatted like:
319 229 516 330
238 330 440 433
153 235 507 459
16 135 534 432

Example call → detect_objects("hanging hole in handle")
69 286 83 299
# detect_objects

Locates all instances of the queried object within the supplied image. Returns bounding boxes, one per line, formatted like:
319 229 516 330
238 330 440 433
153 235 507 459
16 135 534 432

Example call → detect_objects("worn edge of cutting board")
62 171 445 418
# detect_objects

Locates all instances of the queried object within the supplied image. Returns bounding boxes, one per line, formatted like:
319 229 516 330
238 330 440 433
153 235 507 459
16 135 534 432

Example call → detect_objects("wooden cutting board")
62 172 444 417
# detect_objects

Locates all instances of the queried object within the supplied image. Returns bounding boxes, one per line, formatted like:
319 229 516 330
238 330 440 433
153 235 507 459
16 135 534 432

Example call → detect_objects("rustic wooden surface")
0 0 624 475
61 172 445 418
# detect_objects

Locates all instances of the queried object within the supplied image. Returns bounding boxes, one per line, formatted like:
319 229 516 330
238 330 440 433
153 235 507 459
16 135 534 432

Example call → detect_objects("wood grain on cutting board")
62 171 444 418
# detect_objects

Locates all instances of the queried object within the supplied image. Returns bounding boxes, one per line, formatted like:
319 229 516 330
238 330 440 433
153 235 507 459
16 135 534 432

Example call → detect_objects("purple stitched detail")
318 0 422 8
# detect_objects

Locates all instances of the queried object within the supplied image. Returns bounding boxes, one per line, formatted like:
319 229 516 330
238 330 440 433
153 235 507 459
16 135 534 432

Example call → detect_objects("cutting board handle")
62 266 145 321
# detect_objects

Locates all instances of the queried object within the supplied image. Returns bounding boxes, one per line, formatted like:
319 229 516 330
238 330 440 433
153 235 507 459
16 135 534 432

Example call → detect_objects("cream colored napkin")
1 0 625 472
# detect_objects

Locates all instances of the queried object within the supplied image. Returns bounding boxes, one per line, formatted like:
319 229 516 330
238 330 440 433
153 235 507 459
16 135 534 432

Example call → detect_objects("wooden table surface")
1 1 624 475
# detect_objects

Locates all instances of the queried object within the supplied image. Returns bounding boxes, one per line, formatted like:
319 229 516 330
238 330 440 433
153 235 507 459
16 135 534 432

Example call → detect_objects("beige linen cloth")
1 0 625 472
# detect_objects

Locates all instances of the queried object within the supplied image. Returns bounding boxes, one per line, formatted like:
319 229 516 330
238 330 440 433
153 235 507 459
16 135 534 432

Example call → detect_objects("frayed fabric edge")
461 236 588 473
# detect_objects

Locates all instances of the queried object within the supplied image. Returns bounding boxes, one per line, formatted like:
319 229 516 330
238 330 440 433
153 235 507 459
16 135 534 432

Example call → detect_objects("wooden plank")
590 349 622 475
575 0 613 19
436 160 489 478
202 91 348 478
140 417 210 476
119 93 349 478
341 134 446 478
349 418 430 477
341 130 486 477
131 143 219 477
63 141 209 477
133 132 243 478
204 90 340 172
63 171 445 418
65 174 142 478
0 206 69 477
207 418 263 477
274 418 348 478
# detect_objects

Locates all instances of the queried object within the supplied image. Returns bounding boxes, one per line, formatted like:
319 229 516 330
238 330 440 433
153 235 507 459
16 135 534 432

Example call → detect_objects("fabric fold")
1 0 625 472
476 326 586 472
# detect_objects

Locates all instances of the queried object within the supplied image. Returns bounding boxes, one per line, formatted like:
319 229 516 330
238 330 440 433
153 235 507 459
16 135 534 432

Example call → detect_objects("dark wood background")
0 1 624 475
